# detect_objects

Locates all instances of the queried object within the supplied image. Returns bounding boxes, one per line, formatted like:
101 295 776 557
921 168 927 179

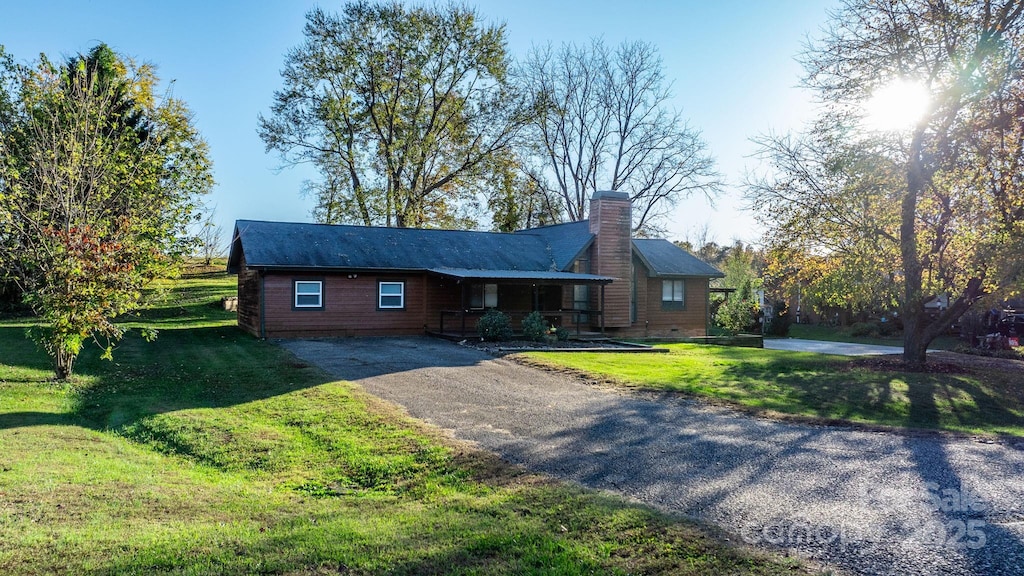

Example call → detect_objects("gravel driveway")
279 337 1024 576
764 338 907 356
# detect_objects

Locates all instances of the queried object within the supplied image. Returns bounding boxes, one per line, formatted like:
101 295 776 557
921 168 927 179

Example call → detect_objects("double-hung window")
661 279 685 310
378 281 405 309
294 280 323 308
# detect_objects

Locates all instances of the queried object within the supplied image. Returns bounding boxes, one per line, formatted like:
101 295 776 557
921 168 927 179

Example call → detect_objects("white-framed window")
294 280 323 308
378 281 405 309
662 279 685 309
470 283 498 309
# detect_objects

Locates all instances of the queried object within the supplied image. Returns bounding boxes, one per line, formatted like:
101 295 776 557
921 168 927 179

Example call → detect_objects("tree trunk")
54 349 75 382
900 131 928 367
902 313 929 366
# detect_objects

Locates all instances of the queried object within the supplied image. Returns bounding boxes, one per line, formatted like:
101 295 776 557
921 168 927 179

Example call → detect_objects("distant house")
227 191 723 339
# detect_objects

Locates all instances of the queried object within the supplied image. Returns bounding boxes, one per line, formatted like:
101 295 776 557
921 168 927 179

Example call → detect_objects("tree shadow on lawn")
0 324 337 433
717 353 1024 436
3 329 793 576
0 327 496 435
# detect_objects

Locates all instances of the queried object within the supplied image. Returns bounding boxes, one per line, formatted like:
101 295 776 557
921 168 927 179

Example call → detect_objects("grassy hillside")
0 269 815 575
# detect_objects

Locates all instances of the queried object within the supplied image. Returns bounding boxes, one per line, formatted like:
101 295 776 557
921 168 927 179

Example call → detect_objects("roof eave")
650 272 726 279
240 264 429 274
428 268 614 284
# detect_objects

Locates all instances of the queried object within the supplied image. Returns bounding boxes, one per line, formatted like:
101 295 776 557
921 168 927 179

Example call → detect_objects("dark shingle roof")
516 220 593 271
633 239 724 278
228 220 720 280
229 220 557 273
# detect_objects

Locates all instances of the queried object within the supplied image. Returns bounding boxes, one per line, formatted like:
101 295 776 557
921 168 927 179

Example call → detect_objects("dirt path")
280 337 1024 576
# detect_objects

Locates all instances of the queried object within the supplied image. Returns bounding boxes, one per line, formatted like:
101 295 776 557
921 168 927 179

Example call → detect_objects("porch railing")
437 308 603 338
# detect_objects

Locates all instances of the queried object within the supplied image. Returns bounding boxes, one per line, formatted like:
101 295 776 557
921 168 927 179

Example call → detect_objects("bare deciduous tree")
518 39 721 234
195 205 225 266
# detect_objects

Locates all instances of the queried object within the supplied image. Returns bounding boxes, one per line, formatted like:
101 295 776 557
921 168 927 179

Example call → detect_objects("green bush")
848 322 878 337
476 309 512 341
876 320 896 336
764 299 791 337
715 279 761 335
555 326 571 341
521 311 547 342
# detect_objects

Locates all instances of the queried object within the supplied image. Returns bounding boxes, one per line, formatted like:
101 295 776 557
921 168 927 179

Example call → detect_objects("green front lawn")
522 344 1024 437
0 270 814 575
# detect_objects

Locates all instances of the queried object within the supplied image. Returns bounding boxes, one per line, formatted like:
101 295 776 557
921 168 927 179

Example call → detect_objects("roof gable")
632 239 724 278
515 220 593 271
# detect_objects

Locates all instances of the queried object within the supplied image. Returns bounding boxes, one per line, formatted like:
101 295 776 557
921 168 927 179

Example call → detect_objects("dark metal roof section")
428 268 613 283
592 189 630 200
515 220 593 271
229 220 558 273
632 239 724 278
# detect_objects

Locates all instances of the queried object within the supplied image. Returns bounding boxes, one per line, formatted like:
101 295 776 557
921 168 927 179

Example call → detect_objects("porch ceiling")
428 268 614 284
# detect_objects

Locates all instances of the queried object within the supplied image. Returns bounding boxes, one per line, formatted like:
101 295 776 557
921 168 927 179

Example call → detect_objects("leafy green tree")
260 1 531 229
716 279 759 335
748 0 1024 365
485 150 560 232
0 44 213 380
718 241 763 293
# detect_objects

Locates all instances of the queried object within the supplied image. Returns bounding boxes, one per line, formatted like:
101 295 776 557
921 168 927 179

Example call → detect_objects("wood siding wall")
236 253 261 337
261 273 428 338
630 267 709 338
424 277 463 331
237 270 588 338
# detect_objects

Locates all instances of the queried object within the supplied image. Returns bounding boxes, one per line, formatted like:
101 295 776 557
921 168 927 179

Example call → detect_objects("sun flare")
863 79 931 131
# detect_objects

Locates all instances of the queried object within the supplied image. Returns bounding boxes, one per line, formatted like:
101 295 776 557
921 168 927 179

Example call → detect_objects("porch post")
705 281 711 337
460 282 467 337
600 284 606 334
532 284 539 311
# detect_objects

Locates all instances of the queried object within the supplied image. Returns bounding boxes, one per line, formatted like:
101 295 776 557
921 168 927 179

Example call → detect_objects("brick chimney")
588 190 632 328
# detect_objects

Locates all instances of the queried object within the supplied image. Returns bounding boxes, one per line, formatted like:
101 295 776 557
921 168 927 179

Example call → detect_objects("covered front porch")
425 268 614 339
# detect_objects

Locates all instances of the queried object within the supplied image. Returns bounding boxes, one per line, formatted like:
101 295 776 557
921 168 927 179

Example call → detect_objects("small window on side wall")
294 280 323 308
378 281 405 309
661 279 685 310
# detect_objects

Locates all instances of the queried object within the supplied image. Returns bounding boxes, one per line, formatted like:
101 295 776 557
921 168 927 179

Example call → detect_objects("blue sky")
0 0 835 248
